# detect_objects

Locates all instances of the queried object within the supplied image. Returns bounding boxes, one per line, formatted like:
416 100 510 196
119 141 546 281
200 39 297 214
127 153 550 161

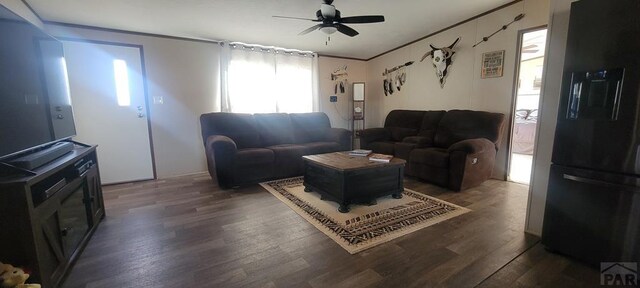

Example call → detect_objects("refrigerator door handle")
563 174 640 192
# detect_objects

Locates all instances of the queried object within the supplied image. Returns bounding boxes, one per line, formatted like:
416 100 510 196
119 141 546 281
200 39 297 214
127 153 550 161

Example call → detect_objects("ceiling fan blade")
273 15 319 21
339 15 385 24
299 24 323 35
336 24 359 37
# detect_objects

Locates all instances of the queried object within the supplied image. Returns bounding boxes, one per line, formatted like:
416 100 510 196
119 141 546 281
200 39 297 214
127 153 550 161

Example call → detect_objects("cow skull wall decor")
420 37 460 88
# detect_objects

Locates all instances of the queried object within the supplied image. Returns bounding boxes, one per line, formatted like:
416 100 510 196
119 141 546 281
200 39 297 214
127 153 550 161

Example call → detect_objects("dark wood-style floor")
61 174 599 288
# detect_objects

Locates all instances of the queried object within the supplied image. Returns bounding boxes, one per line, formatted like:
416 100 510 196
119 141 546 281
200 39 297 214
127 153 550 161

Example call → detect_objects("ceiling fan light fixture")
320 26 338 34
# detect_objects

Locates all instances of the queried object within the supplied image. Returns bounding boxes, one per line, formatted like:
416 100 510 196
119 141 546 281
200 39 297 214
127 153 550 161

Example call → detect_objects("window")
223 45 317 113
113 59 131 107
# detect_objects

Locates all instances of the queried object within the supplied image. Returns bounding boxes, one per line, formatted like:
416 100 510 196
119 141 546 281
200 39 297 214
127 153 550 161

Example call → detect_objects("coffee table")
302 152 406 213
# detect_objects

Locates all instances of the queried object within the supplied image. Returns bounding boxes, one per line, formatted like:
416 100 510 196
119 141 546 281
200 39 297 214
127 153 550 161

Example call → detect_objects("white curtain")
220 43 318 113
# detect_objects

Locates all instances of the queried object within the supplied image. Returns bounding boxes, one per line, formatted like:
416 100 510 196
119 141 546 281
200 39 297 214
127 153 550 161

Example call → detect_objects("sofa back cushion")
200 113 261 149
434 110 505 148
384 110 425 141
289 112 332 143
254 113 296 146
417 110 447 142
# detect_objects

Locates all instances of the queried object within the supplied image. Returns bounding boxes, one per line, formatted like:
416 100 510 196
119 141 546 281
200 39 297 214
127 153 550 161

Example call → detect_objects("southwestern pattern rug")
260 177 470 254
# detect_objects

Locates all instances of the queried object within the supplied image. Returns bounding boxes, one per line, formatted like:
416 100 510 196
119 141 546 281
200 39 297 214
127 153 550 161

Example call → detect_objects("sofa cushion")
200 113 261 149
389 127 418 141
394 142 417 160
301 142 341 155
410 148 450 168
384 110 426 129
409 164 449 187
290 113 332 143
403 136 433 147
369 141 395 155
434 110 505 148
266 144 307 176
417 110 446 140
235 148 274 165
254 114 296 146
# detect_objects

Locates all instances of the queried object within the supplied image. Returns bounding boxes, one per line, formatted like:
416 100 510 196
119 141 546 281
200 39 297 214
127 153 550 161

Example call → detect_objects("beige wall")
364 0 550 179
44 25 222 179
525 0 575 236
317 56 367 130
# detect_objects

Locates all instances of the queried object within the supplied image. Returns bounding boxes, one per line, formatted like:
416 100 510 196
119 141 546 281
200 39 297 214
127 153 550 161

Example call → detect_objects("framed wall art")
481 50 505 78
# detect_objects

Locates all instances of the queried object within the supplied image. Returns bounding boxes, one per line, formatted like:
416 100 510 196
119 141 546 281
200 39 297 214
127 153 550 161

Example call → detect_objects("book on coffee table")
348 149 372 157
368 153 393 163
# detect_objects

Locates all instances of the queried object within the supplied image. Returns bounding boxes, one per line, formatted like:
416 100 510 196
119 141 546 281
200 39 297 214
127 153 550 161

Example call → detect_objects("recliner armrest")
447 138 497 191
359 128 391 149
325 128 352 151
447 138 495 154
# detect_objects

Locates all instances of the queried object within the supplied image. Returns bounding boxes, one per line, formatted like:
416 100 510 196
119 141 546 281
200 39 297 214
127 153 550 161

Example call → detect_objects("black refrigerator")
541 0 640 266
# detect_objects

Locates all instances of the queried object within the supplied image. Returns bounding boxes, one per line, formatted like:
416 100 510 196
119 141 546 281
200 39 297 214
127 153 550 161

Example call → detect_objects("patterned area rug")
260 177 470 254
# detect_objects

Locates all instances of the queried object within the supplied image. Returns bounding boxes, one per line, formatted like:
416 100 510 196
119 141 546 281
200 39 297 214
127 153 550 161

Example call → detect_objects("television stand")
0 144 104 288
0 161 36 177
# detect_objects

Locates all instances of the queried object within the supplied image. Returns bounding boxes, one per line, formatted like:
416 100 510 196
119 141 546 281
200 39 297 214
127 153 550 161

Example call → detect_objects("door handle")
563 174 640 192
137 106 145 118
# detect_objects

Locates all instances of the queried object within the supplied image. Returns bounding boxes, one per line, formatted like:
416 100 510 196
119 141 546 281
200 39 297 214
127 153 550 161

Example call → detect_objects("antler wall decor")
473 13 525 48
420 37 460 88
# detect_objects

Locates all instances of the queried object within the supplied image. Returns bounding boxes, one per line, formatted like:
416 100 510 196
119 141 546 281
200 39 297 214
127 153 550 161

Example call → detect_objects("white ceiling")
27 0 514 60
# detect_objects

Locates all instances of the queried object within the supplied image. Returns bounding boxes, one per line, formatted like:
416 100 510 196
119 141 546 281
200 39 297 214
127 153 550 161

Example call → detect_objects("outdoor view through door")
509 28 547 184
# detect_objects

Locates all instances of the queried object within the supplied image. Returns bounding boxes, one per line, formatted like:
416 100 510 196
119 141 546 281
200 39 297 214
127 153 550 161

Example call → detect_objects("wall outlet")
329 95 337 102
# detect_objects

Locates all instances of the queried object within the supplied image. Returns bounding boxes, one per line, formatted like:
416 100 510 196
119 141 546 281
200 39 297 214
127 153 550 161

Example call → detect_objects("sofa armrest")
447 138 497 191
447 138 495 154
325 128 352 151
205 135 238 188
359 128 391 149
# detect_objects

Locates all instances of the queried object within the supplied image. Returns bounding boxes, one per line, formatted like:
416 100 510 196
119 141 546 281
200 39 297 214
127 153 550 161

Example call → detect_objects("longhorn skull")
420 37 460 88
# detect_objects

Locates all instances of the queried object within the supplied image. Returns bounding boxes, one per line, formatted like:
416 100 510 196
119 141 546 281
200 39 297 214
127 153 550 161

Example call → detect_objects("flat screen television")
0 4 76 161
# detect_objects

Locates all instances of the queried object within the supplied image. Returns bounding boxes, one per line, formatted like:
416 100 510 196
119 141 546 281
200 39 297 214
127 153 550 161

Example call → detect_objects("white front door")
63 41 154 184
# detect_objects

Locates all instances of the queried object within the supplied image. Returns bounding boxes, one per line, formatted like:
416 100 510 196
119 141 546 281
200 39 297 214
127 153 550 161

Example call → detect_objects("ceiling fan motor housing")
320 4 336 18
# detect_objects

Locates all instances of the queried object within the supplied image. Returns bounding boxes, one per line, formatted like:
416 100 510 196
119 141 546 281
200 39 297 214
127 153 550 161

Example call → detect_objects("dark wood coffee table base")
302 154 405 213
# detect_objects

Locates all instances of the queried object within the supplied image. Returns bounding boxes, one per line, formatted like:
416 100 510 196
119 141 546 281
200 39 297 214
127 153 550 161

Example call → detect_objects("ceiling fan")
273 0 385 37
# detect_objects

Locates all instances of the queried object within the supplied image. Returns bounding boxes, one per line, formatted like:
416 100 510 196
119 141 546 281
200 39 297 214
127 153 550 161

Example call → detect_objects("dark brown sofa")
360 110 505 191
200 112 351 188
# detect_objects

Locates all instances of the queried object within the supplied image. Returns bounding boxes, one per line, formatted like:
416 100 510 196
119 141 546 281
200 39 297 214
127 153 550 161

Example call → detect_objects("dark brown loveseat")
360 110 505 191
200 112 351 188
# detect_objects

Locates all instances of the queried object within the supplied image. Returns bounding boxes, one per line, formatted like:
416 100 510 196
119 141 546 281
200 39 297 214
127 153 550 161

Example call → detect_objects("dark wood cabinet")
0 144 104 288
84 165 104 227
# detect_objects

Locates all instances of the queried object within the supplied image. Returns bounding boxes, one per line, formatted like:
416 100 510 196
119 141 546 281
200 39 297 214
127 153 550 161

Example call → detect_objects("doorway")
508 28 547 184
63 40 155 184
